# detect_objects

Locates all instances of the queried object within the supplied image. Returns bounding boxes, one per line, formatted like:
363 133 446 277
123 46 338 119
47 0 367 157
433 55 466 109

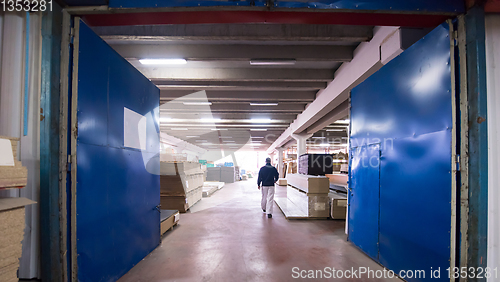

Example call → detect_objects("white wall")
486 14 500 281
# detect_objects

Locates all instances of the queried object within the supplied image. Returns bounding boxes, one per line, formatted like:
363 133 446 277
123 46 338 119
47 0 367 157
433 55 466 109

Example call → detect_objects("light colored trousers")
261 185 275 215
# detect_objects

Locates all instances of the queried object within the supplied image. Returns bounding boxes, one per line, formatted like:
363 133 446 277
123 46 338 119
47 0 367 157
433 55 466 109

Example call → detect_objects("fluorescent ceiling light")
186 135 200 138
183 102 212 106
195 140 208 142
250 59 296 66
171 128 188 131
251 141 262 143
139 59 187 65
250 129 267 131
219 136 232 139
319 144 331 147
211 128 228 131
223 140 235 143
312 136 326 139
250 118 272 123
251 136 264 139
326 129 344 132
200 118 222 123
334 119 350 124
249 144 263 146
249 103 278 106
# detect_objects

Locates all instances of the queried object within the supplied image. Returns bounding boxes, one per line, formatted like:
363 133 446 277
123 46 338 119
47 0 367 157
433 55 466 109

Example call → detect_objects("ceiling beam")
95 24 373 43
134 67 334 81
154 81 327 91
306 100 350 134
157 112 298 120
160 90 317 102
160 103 305 112
112 44 354 62
267 26 404 154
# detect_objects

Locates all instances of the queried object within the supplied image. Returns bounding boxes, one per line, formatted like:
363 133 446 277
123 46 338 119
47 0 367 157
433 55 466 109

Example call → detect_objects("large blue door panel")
379 131 452 280
350 23 452 282
350 24 452 148
76 21 160 282
348 144 380 260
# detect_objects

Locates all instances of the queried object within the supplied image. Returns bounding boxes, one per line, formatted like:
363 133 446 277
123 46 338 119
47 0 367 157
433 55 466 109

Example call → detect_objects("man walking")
258 157 280 218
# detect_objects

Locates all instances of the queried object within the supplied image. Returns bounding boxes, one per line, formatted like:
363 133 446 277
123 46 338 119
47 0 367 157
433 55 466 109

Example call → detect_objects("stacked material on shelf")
206 167 221 181
0 137 28 190
202 181 224 197
160 210 180 236
325 173 348 193
298 154 334 176
221 166 236 183
234 166 240 181
160 162 205 213
286 162 297 174
286 173 330 194
206 167 236 183
278 178 287 186
275 174 330 219
160 153 188 162
0 198 36 281
329 192 347 219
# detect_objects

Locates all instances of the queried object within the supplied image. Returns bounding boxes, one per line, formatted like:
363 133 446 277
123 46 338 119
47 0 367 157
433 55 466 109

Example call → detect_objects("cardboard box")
278 178 287 186
286 186 329 218
286 174 330 194
329 192 347 219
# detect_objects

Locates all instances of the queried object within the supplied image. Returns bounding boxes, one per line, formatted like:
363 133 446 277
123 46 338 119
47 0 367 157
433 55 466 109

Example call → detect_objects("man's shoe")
262 209 266 213
268 214 272 218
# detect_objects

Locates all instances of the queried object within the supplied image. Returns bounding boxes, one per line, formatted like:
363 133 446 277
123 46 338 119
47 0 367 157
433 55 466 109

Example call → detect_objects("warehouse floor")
118 180 401 282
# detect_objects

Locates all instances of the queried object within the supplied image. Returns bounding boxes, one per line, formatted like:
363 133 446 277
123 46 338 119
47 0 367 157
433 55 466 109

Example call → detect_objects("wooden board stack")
160 162 205 213
0 198 36 282
0 137 28 190
275 174 330 219
202 181 224 197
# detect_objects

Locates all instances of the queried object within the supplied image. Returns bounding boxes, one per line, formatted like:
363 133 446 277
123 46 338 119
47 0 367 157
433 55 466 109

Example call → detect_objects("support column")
291 133 313 173
277 147 284 178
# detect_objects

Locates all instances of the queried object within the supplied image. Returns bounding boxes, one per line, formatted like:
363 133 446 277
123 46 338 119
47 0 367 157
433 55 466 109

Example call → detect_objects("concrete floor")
118 180 401 282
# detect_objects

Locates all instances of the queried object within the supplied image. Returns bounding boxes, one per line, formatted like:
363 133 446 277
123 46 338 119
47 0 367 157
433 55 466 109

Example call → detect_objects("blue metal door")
71 19 160 282
348 144 380 260
350 22 453 281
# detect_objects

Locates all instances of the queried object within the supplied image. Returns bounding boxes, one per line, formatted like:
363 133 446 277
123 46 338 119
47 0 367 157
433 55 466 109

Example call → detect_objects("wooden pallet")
274 197 328 220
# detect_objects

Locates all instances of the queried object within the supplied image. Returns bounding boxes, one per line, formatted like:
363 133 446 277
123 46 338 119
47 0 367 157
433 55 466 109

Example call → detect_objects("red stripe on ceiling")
485 0 500 12
82 11 451 28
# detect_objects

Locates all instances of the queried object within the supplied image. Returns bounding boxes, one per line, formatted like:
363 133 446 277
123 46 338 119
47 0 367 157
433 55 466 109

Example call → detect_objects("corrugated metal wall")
485 13 500 281
0 11 42 279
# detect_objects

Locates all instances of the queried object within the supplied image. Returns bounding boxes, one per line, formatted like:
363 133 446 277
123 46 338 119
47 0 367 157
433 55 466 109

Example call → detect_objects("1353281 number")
2 0 52 12
447 267 498 279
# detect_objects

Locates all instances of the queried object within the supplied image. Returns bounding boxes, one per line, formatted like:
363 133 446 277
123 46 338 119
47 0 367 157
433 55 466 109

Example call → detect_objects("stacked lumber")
0 137 27 190
160 162 205 213
0 198 36 282
202 181 224 197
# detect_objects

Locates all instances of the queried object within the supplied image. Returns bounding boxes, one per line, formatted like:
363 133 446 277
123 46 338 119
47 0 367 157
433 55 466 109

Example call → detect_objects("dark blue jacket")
257 163 279 186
